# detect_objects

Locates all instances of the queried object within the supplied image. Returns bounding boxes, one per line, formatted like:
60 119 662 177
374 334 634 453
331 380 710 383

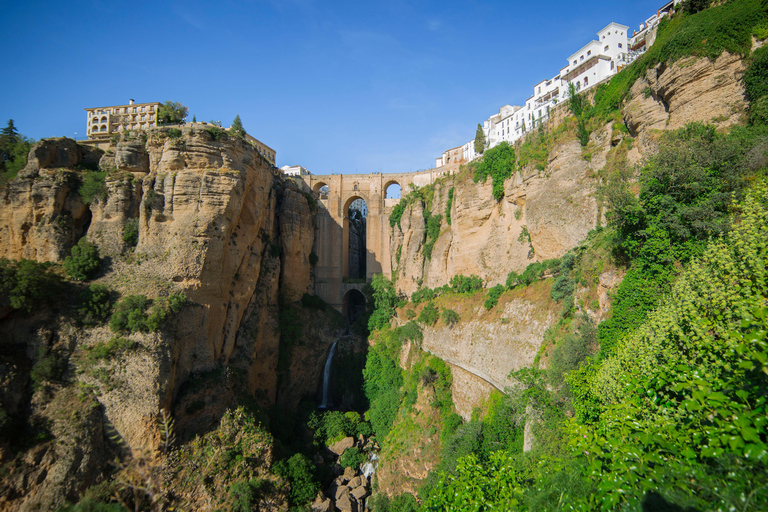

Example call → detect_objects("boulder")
334 484 350 501
350 485 368 501
335 492 357 512
311 495 334 512
328 436 355 457
114 141 150 174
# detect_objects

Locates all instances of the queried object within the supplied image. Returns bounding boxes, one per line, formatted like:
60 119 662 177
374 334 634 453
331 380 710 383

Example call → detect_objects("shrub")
64 238 101 281
167 128 182 139
79 171 108 204
411 287 436 304
417 302 439 325
441 308 459 327
122 218 139 246
550 275 574 302
445 187 455 225
423 213 442 260
473 142 515 200
110 295 151 333
449 274 483 294
339 446 366 469
206 126 227 141
273 454 319 506
484 284 506 310
78 284 113 326
0 258 61 313
30 346 66 386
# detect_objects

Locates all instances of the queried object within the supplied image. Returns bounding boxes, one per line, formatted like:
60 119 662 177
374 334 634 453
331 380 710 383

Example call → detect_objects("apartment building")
243 133 276 166
85 99 162 140
280 165 311 176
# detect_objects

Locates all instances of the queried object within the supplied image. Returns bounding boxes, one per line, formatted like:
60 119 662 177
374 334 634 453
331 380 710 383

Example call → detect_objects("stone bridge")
297 168 452 316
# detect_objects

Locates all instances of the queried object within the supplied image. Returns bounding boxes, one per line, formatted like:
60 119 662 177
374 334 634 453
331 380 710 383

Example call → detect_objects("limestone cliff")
0 128 334 511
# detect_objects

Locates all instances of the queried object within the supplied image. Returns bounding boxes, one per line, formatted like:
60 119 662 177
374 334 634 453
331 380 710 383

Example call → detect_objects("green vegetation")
122 218 139 247
109 293 186 333
231 114 245 139
416 301 438 325
368 274 401 332
422 213 442 259
157 101 188 125
77 284 114 326
81 337 137 367
78 171 108 204
449 274 483 294
339 446 366 469
0 258 61 313
474 123 485 155
440 308 459 327
472 141 515 200
0 119 33 184
167 128 182 139
64 238 101 281
445 187 454 225
483 284 505 310
273 453 319 506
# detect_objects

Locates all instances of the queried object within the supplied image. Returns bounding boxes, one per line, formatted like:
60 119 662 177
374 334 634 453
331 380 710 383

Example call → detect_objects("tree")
0 120 20 172
231 114 245 139
157 101 188 125
474 123 485 155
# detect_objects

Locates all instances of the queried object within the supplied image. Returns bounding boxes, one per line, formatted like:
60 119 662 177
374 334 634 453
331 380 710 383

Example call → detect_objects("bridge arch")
342 288 367 324
343 195 368 279
384 180 401 199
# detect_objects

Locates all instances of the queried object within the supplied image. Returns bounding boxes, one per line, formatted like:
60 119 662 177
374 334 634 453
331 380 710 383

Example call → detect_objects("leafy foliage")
745 45 768 103
273 453 319 506
440 308 459 327
417 301 439 325
445 187 454 225
157 101 188 125
109 293 185 333
422 213 442 260
122 218 139 247
368 274 401 332
483 284 505 310
231 114 245 139
78 284 114 326
64 238 101 281
0 258 61 313
449 274 483 294
473 142 515 200
79 171 108 204
339 446 366 469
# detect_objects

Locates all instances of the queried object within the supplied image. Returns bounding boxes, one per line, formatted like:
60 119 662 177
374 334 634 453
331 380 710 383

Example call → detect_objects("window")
610 61 615 70
618 43 623 48
584 76 589 86
605 45 609 51
587 50 591 56
580 55 584 61
573 60 577 65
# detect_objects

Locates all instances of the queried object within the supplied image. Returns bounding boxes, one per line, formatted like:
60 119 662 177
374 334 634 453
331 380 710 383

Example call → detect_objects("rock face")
391 131 604 297
623 52 748 143
0 128 327 511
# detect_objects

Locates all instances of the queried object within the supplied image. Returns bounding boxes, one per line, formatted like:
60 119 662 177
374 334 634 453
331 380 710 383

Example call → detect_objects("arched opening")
313 182 329 200
342 289 367 325
343 196 367 279
385 181 401 199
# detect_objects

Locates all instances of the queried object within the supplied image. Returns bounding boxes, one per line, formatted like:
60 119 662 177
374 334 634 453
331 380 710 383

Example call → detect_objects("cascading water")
319 340 338 409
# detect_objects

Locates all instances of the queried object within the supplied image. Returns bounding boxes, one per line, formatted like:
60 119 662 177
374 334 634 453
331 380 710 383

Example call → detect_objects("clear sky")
1 0 662 174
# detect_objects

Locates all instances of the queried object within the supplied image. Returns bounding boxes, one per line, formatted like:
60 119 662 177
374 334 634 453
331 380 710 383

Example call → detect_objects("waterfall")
319 341 338 409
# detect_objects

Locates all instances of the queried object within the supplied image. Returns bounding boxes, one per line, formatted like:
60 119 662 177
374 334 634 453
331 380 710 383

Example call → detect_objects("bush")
422 213 442 260
441 308 460 327
273 453 319 506
484 284 506 310
417 302 439 325
79 171 108 204
750 95 768 126
339 446 366 469
64 238 100 281
445 187 454 225
0 258 61 313
473 142 515 200
745 46 768 102
122 218 139 246
411 287 436 304
449 274 483 294
167 128 182 139
78 284 113 326
550 275 574 302
110 295 151 333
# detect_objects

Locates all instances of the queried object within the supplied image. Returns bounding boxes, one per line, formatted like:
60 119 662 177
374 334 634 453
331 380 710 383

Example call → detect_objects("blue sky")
1 0 662 174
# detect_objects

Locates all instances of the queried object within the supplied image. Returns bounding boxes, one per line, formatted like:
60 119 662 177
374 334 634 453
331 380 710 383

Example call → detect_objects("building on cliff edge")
84 99 162 141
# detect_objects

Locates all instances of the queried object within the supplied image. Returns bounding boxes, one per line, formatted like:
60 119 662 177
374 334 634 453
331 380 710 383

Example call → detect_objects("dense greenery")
122 218 139 247
231 114 245 139
445 187 454 225
109 293 186 333
448 274 483 294
64 238 101 281
416 301 438 325
0 258 61 313
0 119 33 183
77 284 114 326
79 171 108 204
472 141 515 200
157 101 188 125
422 213 442 260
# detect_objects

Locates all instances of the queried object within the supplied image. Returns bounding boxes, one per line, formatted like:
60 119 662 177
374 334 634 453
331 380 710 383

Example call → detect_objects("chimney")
129 99 135 105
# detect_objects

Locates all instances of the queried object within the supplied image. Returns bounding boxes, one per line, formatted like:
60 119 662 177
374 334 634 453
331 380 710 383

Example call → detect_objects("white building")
558 22 630 95
280 165 311 176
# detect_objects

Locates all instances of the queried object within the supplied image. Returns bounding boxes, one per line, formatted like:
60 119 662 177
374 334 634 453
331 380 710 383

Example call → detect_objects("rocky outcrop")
391 130 604 297
623 52 748 142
